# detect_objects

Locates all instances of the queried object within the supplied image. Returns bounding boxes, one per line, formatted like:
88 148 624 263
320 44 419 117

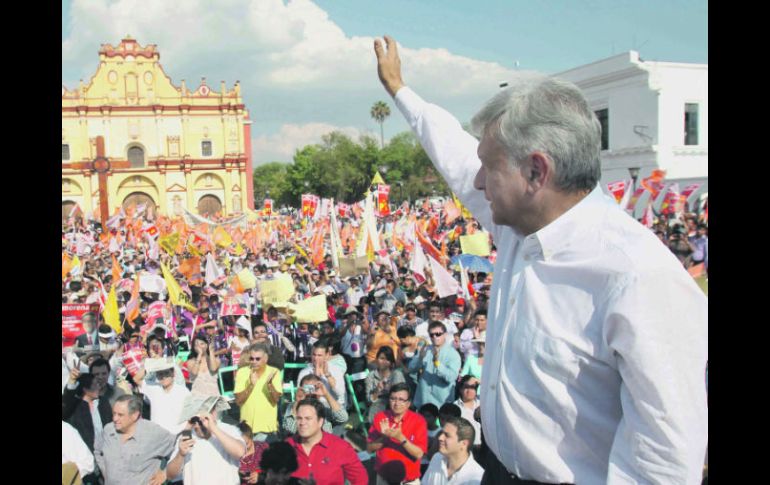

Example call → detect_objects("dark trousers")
480 450 574 485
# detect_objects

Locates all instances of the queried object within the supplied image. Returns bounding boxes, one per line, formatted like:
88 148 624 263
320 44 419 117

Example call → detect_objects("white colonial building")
554 51 707 215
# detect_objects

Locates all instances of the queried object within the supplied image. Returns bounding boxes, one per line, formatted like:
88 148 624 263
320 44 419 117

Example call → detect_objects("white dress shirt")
395 86 708 484
422 451 485 485
62 420 95 477
140 381 191 434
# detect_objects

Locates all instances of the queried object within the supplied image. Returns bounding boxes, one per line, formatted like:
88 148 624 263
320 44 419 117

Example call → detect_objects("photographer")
281 374 348 436
166 396 246 484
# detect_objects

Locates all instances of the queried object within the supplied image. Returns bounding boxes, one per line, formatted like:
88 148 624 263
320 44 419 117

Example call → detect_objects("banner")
460 232 491 257
263 198 273 217
236 268 257 290
301 194 312 217
62 303 99 347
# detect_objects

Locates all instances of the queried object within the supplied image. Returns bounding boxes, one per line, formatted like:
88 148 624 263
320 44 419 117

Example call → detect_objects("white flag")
427 254 460 298
205 253 223 286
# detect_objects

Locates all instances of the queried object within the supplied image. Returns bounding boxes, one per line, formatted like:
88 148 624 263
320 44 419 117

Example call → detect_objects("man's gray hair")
470 73 602 193
115 394 143 415
247 343 269 355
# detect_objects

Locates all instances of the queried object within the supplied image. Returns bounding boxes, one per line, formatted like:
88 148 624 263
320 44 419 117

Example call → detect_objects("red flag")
626 187 647 212
606 180 629 204
659 183 681 215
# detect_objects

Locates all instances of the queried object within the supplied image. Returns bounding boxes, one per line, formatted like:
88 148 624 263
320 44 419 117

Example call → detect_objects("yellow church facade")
62 37 255 222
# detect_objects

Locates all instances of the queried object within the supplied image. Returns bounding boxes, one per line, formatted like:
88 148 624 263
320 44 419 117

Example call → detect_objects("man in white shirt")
62 420 95 480
166 398 246 485
134 362 191 435
375 36 707 484
297 341 348 409
423 416 485 485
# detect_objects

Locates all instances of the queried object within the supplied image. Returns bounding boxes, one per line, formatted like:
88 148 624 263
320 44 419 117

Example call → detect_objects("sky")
62 0 707 166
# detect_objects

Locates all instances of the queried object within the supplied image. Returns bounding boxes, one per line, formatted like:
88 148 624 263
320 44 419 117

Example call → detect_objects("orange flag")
62 253 72 280
126 272 141 324
112 255 122 283
231 275 245 294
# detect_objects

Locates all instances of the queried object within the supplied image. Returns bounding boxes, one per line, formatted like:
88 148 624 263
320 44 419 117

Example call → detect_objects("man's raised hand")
374 36 405 97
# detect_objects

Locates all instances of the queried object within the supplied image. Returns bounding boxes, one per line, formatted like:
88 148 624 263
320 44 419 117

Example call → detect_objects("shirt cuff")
67 382 78 390
394 86 424 127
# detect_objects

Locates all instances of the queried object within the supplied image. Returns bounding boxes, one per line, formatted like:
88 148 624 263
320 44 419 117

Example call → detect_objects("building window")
62 144 70 161
595 109 609 150
202 140 212 157
684 103 699 145
128 146 145 167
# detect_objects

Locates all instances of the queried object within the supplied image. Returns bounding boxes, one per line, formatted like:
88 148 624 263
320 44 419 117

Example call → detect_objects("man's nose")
473 166 485 191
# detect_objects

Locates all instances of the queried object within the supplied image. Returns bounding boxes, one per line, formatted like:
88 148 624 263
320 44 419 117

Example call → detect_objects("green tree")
252 162 291 207
370 100 391 149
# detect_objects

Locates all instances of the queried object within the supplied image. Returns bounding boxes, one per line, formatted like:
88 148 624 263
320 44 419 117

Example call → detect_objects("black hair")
296 397 327 423
375 346 396 366
418 403 439 417
312 340 331 353
188 335 210 360
77 373 99 393
237 421 253 437
474 309 487 318
89 357 111 373
428 321 447 333
439 403 462 419
442 416 476 448
388 382 412 400
397 326 416 340
260 441 299 475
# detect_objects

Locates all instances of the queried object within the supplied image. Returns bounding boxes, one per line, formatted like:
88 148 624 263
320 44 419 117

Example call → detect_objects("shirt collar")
532 185 607 262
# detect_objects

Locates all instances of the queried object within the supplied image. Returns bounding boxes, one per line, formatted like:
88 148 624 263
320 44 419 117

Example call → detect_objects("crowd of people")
62 36 708 485
61 197 706 485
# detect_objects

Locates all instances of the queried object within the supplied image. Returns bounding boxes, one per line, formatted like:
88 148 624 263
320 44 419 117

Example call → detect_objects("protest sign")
339 255 369 277
290 294 328 323
460 232 491 256
62 303 100 348
146 301 166 325
121 348 144 377
236 268 257 290
221 295 249 316
260 274 295 307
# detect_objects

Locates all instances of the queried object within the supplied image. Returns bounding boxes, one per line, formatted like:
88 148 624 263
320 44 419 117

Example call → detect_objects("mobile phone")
180 429 192 439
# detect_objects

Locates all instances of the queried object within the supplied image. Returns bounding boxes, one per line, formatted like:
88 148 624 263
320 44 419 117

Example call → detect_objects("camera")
302 384 316 394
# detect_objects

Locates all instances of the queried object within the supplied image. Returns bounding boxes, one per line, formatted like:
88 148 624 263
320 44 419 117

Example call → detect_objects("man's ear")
526 152 551 191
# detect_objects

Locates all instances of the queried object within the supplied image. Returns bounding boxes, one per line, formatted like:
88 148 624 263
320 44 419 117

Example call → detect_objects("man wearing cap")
166 396 246 485
366 310 401 366
133 360 191 434
345 277 366 307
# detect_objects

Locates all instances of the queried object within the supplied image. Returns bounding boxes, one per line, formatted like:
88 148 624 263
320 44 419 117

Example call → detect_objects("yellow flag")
285 255 296 265
101 286 122 334
71 255 81 272
232 243 245 256
460 232 491 256
160 262 197 311
371 171 385 186
452 192 473 219
294 244 309 259
213 226 233 247
159 232 180 255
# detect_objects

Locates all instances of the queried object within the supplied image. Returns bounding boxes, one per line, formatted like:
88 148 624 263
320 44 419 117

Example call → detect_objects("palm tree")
370 100 391 148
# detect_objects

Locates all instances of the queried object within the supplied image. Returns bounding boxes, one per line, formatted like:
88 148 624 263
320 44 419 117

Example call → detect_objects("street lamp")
628 167 640 191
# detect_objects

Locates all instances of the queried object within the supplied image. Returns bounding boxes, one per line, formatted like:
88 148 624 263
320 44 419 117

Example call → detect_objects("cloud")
252 122 365 164
62 0 519 153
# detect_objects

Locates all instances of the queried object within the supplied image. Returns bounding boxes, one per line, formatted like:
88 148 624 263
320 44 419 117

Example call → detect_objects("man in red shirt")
368 383 428 484
286 398 368 485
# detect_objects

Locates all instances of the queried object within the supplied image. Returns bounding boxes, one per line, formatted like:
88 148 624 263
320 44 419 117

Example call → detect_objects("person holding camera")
282 374 349 436
166 397 247 485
